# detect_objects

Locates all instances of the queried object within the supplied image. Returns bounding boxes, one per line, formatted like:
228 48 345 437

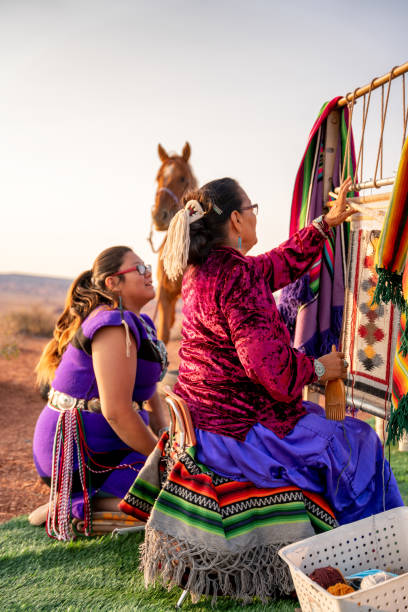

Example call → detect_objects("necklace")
139 316 169 381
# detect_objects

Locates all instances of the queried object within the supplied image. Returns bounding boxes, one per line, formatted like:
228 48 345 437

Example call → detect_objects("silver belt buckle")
56 391 76 410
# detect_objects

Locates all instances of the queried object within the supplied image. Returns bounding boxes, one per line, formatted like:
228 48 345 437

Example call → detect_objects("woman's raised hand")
324 177 358 227
316 350 348 383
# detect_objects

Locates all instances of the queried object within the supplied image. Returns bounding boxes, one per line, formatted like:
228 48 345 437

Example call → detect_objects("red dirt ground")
0 337 49 522
0 322 371 524
0 334 181 524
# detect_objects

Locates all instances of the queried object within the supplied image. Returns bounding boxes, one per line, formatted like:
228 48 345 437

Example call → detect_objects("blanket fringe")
372 267 405 310
387 393 408 445
140 525 294 605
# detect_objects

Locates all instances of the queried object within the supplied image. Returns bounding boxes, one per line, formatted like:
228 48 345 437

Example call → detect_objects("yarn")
327 583 355 596
360 571 394 590
308 566 345 590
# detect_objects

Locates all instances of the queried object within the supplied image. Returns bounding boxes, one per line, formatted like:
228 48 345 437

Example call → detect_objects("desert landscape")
0 273 181 523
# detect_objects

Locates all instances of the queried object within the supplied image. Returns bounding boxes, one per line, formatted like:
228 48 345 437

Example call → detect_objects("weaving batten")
325 345 346 421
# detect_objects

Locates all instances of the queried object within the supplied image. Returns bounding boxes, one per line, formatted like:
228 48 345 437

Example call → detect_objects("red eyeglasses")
111 264 152 277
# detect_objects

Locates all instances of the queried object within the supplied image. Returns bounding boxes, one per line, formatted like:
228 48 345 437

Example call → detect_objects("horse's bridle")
149 161 193 252
156 186 180 206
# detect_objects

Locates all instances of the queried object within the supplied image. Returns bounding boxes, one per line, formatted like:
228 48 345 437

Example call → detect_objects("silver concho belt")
48 387 142 413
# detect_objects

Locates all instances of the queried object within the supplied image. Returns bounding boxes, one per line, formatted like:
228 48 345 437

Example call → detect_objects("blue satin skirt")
195 402 404 525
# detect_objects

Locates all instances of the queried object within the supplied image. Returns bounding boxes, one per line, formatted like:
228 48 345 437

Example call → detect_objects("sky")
1 0 408 281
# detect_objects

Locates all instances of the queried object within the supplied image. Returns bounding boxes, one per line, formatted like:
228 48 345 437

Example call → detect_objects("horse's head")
152 142 197 231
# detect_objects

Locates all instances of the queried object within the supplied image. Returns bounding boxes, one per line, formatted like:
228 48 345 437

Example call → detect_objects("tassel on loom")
387 394 408 445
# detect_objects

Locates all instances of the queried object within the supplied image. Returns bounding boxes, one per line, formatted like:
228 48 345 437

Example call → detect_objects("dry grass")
0 307 55 359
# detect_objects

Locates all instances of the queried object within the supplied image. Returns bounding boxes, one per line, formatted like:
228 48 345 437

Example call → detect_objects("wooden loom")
308 62 408 421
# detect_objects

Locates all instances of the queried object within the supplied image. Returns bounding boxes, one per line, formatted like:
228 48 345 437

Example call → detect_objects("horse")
150 142 197 344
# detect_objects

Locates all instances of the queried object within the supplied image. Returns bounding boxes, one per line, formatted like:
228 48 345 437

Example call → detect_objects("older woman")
162 176 403 525
32 246 168 538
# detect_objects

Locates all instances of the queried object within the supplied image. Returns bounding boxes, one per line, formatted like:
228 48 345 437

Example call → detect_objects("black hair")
183 177 244 265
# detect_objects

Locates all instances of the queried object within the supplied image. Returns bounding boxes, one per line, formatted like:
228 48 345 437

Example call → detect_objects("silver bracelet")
312 215 331 238
314 359 326 380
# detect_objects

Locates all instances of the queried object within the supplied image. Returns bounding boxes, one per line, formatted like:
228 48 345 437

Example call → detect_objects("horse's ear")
182 142 191 162
158 144 168 162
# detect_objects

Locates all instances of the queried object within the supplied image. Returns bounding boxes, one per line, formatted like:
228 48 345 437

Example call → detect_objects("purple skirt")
195 402 404 525
33 405 148 519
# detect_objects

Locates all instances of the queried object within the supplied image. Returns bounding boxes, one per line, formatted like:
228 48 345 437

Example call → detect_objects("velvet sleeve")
219 262 317 403
249 223 326 291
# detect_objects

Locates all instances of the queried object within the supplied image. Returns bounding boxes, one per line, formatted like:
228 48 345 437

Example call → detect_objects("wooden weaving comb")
324 345 346 421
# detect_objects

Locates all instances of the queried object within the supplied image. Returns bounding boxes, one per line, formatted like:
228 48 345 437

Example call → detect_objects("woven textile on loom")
120 433 337 604
342 220 399 414
278 97 357 357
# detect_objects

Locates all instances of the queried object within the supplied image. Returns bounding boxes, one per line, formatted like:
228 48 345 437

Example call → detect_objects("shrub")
0 315 19 359
4 307 55 338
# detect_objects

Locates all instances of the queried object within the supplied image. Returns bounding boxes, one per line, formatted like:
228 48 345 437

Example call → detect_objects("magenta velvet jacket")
174 224 327 441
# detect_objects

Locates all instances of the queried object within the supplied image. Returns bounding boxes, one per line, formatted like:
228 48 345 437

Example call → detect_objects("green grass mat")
2 424 407 611
0 517 297 611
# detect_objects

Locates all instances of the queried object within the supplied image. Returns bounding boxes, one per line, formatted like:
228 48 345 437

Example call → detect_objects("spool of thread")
327 583 355 596
308 566 345 590
325 345 346 421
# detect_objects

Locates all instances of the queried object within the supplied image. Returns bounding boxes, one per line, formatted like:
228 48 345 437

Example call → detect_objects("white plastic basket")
279 507 408 611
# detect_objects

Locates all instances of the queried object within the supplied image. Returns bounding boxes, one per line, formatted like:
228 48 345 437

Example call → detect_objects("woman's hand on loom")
324 177 358 227
316 350 348 383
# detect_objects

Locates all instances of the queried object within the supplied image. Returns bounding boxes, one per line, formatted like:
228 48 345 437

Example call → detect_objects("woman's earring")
237 236 242 250
118 294 131 358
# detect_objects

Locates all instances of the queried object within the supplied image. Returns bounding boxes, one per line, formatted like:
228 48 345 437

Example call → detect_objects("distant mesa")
0 273 73 311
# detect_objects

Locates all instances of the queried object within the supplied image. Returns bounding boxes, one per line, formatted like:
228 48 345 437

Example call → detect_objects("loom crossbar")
337 62 408 108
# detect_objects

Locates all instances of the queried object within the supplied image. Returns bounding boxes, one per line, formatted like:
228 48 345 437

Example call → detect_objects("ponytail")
36 246 131 387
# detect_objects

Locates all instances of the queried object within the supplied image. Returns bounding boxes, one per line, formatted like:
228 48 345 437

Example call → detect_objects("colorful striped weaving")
279 97 357 357
120 433 337 603
290 98 341 236
373 135 408 312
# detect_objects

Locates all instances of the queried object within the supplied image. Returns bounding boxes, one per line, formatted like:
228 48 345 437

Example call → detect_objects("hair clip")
213 204 222 215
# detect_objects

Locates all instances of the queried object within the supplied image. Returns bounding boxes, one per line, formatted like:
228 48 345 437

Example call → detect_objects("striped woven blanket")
388 264 408 443
279 97 357 357
120 433 337 604
373 135 408 313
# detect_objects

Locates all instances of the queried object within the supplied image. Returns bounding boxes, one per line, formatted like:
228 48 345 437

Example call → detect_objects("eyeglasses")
111 264 152 277
240 203 259 216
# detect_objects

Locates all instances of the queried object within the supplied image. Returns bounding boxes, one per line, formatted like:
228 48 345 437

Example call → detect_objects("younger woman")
32 246 168 537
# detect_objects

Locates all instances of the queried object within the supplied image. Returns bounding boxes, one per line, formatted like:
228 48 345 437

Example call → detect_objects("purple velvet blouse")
174 224 326 441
